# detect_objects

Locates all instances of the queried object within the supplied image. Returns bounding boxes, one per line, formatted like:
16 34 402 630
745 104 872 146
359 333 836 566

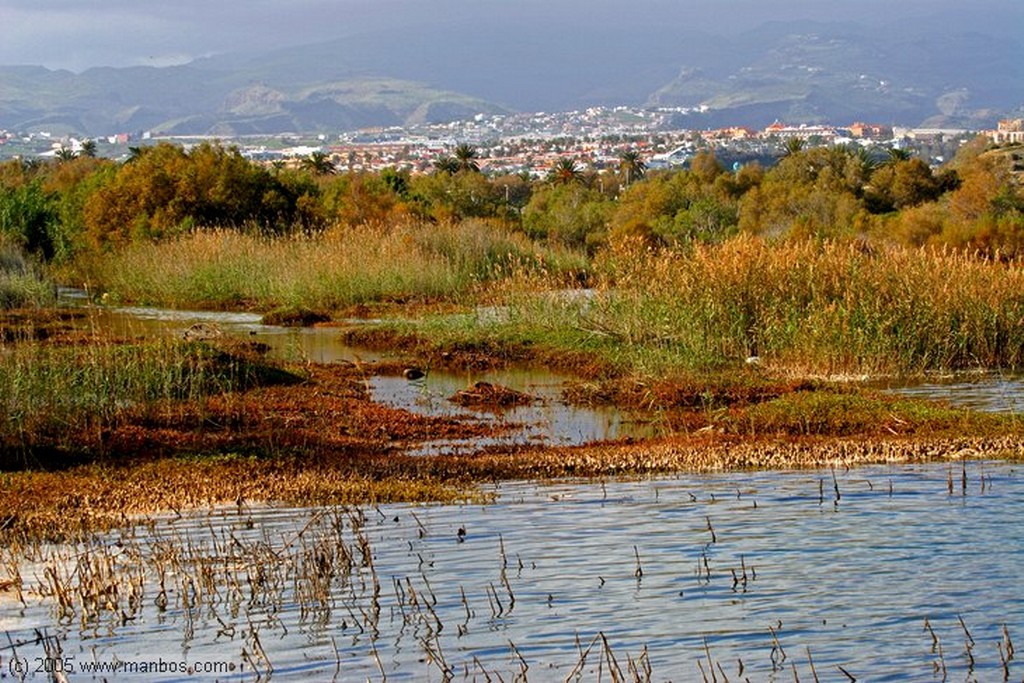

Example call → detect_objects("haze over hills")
1 1 1022 136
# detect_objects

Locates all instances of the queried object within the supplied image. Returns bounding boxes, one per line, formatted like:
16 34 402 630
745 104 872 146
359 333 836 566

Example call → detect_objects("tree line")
1 137 1022 263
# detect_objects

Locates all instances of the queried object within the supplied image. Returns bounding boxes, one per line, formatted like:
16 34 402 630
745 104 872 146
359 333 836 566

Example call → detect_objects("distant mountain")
647 21 1024 128
1 12 1021 136
0 63 507 136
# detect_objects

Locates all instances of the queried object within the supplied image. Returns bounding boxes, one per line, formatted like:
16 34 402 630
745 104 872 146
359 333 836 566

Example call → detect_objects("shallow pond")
4 461 1022 681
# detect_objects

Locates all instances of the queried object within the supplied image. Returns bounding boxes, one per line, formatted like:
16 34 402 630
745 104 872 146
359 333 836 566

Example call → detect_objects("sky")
1 0 1008 73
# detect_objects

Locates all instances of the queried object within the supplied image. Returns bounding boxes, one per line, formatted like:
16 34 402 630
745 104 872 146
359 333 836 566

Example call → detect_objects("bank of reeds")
69 220 587 311
412 236 1024 377
0 338 296 468
0 242 55 309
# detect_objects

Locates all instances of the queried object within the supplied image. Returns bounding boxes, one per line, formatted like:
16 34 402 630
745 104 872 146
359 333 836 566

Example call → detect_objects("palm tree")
453 143 480 173
618 149 646 185
125 146 147 164
886 147 912 164
549 157 583 185
301 150 336 175
433 155 460 175
80 140 98 158
55 147 77 162
783 137 805 157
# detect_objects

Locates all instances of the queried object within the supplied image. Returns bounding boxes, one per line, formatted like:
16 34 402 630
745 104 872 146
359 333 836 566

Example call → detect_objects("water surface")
5 462 1021 681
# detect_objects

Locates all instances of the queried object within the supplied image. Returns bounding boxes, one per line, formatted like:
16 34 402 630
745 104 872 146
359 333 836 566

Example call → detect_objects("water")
370 369 657 453
886 373 1024 413
59 298 655 450
3 462 1021 681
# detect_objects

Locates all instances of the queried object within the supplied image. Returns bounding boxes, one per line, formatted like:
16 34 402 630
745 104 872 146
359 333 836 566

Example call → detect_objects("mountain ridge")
1 15 1021 136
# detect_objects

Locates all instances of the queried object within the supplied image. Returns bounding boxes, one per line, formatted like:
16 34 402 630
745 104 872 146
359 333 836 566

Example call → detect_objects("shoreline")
4 431 1023 543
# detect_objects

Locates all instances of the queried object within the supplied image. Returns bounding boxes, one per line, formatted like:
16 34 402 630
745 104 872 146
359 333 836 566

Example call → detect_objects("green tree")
322 172 405 227
866 158 942 213
0 181 58 258
523 183 611 248
433 155 460 175
549 158 583 185
453 143 481 173
301 150 336 175
84 142 321 246
55 147 77 162
409 170 502 221
689 150 724 184
125 146 148 164
80 140 98 158
618 149 647 186
380 167 410 198
886 147 912 164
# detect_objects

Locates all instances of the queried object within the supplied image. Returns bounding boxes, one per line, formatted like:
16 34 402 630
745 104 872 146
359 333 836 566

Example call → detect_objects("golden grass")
67 220 588 310
436 235 1024 377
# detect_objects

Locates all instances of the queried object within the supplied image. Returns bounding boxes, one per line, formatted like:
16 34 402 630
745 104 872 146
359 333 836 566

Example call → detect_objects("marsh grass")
733 389 1021 437
398 236 1024 379
591 237 1024 374
0 242 55 309
0 337 297 467
69 220 588 310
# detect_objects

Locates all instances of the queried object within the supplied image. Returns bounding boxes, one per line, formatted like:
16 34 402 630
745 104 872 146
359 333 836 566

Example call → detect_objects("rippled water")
5 462 1022 681
887 374 1024 413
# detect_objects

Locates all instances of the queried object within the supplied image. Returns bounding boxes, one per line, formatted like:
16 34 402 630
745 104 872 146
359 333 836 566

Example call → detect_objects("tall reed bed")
600 237 1024 373
0 339 284 467
451 236 1024 376
70 220 587 310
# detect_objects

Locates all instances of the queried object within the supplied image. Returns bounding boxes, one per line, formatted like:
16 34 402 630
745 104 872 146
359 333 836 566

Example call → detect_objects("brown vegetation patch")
113 362 501 454
261 307 333 327
0 308 89 344
563 374 815 410
5 432 1024 543
339 325 614 378
449 381 536 409
1 360 508 471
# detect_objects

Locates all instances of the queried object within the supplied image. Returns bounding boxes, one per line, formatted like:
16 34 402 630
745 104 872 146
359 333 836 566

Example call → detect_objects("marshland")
2 137 1024 680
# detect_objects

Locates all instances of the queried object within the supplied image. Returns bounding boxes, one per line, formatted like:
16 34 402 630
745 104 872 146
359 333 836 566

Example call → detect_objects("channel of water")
64 297 657 452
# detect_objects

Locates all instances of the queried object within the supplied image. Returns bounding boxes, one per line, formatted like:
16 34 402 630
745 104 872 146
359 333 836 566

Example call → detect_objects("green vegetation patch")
0 338 301 468
734 389 1018 437
0 242 55 309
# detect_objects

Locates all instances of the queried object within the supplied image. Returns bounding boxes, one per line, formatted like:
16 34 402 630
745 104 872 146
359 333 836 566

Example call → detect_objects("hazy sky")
1 0 1015 72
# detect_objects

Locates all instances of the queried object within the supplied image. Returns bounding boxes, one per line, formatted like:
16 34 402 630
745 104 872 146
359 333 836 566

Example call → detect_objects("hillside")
0 12 1021 136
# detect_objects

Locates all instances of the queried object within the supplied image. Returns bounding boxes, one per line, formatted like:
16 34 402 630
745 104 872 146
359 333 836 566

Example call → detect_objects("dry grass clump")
587 236 1024 375
0 454 482 543
343 235 1024 384
68 220 587 310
